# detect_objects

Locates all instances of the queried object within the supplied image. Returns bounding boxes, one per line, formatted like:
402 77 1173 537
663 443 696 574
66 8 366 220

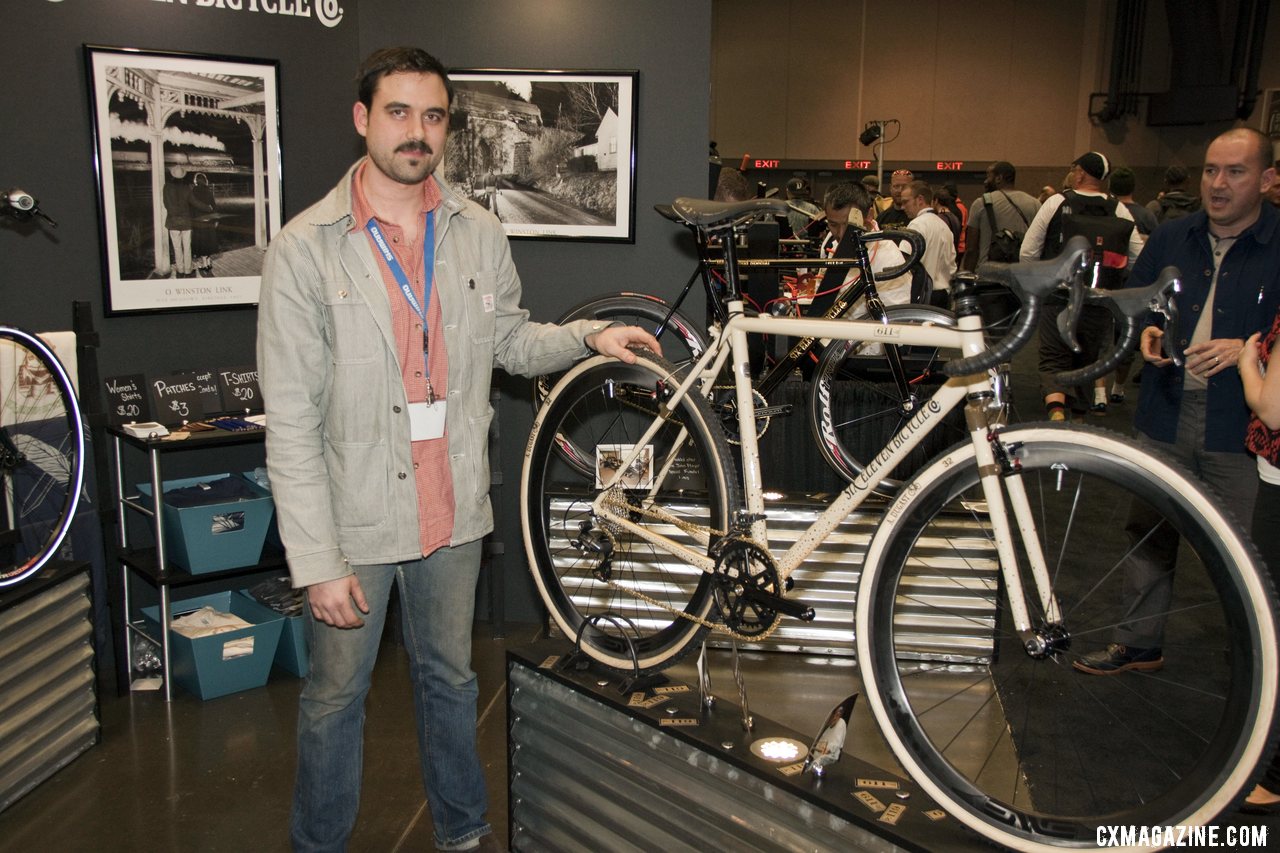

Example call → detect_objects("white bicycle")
521 197 1280 851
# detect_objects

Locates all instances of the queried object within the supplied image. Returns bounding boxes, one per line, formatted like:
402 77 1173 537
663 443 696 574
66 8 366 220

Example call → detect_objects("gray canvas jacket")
257 160 602 588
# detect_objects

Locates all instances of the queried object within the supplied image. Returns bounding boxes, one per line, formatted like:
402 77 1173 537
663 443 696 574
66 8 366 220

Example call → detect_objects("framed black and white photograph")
444 69 637 242
84 45 283 315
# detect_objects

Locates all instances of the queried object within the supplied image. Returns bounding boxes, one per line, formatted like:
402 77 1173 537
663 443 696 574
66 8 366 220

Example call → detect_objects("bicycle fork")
967 409 1068 657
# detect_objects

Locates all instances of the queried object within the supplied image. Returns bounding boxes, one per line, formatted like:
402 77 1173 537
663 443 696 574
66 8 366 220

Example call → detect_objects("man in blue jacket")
258 47 658 852
1073 127 1280 676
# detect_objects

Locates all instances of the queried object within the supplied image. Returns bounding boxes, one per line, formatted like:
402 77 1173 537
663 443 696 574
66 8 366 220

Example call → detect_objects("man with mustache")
258 47 659 852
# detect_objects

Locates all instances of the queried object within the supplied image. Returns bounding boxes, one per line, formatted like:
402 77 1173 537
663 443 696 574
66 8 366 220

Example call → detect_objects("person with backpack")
961 161 1040 271
1021 151 1143 420
1145 164 1201 225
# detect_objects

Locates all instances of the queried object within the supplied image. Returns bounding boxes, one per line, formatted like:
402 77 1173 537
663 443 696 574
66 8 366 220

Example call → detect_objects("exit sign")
936 161 965 170
753 159 780 169
843 160 873 169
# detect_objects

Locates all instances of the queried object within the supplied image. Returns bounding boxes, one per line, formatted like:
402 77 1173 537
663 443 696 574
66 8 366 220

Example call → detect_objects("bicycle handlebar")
1054 265 1183 385
941 236 1183 384
941 236 1092 377
861 228 925 282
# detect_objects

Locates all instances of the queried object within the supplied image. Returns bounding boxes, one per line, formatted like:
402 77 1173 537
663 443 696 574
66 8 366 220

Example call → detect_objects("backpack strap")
983 192 999 233
999 190 1030 226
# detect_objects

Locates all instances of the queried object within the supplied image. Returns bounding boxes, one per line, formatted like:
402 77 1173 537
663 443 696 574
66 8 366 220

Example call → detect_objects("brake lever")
1054 263 1085 350
1055 255 1089 353
1052 265 1183 387
1148 265 1184 367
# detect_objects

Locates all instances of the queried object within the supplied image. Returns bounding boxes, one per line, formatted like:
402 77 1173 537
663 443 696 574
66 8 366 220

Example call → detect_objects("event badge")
409 400 447 441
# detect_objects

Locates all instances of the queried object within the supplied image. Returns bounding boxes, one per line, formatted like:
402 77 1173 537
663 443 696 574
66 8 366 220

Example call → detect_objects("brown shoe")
1072 643 1163 675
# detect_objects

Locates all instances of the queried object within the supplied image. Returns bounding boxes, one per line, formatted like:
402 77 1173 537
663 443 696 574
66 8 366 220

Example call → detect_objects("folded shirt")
165 476 259 508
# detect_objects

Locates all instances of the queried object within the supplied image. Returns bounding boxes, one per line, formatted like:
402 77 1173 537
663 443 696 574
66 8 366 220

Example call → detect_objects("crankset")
709 538 814 636
710 385 790 444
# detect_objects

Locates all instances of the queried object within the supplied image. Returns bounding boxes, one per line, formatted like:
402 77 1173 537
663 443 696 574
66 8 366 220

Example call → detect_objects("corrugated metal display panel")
508 660 915 853
547 498 998 660
0 571 99 812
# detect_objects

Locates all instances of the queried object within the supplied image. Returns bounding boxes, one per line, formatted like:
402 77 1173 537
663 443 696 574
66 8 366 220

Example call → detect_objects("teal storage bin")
141 591 284 700
137 473 275 573
274 614 310 677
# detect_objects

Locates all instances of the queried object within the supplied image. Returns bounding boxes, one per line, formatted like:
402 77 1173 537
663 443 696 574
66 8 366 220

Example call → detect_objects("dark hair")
1109 166 1136 197
1163 164 1188 188
357 47 453 108
714 168 751 202
824 181 871 214
906 180 934 204
990 161 1017 185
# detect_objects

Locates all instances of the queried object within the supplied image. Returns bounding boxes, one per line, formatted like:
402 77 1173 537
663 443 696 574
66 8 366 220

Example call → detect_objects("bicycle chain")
588 373 782 641
593 489 786 643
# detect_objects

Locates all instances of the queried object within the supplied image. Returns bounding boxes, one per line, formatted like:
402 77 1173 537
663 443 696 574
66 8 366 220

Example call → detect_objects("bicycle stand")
560 612 670 695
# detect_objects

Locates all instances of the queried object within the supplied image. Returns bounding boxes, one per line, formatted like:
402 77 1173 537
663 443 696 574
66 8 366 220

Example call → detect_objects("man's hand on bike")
586 325 663 362
307 575 370 628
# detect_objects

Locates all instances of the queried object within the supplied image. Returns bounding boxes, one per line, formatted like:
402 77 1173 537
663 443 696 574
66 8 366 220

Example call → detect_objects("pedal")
741 587 815 622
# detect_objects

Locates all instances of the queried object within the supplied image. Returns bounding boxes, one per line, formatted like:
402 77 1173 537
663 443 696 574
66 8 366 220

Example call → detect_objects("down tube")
776 379 973 580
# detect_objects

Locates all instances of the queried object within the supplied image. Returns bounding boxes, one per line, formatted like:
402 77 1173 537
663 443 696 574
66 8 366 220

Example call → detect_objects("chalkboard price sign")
150 370 206 426
103 374 151 426
192 369 223 415
217 364 262 413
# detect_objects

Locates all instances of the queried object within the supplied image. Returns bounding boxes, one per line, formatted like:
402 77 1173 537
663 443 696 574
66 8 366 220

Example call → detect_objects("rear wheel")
522 349 740 673
0 326 86 587
536 294 708 479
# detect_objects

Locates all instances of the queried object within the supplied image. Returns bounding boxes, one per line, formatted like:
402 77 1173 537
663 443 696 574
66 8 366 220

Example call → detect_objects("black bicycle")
536 201 1016 494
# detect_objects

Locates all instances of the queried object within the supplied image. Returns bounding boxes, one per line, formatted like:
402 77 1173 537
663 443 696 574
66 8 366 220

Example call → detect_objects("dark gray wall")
5 0 712 623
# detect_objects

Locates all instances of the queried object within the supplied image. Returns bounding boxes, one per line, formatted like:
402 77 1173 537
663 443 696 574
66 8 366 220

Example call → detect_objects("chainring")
710 537 783 637
710 384 770 445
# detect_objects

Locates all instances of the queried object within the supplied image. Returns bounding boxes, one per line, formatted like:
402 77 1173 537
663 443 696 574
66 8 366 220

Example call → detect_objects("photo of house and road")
444 73 634 240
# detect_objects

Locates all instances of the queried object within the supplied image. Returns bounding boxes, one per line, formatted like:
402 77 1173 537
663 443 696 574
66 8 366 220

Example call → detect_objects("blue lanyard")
366 213 435 384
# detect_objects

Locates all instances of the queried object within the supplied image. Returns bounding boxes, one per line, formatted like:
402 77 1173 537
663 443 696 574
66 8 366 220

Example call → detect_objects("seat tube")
717 229 763 537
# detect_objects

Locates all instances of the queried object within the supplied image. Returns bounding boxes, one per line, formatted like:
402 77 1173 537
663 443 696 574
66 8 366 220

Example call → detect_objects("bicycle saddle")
671 197 791 230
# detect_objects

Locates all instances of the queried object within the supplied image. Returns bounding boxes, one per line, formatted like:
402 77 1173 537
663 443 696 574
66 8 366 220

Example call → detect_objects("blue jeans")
291 540 490 851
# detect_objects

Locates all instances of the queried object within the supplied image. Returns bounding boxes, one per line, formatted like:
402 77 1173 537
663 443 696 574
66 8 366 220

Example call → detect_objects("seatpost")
950 272 984 320
716 224 745 305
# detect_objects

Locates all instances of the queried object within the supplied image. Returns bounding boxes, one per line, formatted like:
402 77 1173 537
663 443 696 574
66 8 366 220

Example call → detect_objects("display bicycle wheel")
856 424 1279 852
808 303 966 495
0 325 86 587
522 349 740 673
535 294 708 479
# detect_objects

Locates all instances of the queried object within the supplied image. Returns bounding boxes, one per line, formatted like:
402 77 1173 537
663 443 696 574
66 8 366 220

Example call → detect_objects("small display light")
749 736 807 763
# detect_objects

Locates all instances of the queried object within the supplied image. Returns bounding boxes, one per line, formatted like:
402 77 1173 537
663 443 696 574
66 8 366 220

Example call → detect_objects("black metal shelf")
119 546 287 588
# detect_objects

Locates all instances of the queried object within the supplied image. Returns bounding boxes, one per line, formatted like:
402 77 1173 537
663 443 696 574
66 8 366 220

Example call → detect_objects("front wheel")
522 348 741 673
856 425 1278 851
